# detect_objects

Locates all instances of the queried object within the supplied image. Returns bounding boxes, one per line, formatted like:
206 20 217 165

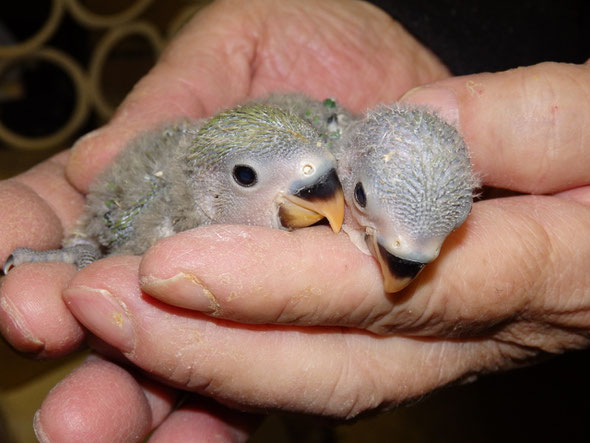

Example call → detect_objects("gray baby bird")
336 104 478 292
3 103 345 272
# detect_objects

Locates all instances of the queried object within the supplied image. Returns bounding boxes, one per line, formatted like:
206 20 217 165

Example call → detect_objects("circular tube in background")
89 21 164 120
0 0 65 59
0 47 90 151
64 0 154 28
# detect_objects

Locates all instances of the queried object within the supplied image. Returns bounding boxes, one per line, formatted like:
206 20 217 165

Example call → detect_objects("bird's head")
339 105 477 292
186 104 344 232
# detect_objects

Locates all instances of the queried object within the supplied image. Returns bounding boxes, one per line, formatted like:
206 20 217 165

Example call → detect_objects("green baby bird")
3 103 345 273
258 93 356 145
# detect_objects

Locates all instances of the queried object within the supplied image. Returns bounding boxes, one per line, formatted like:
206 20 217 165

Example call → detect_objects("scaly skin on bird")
3 103 345 272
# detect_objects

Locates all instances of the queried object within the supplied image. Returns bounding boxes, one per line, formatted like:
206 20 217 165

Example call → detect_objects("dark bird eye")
354 182 367 208
232 165 258 187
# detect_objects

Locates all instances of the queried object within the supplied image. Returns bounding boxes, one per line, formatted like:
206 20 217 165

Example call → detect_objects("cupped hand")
56 61 590 426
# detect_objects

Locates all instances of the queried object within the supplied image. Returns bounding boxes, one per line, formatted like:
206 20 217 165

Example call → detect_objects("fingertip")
64 255 143 354
0 288 45 355
412 63 590 193
553 185 590 208
66 127 120 194
0 263 83 358
140 272 219 313
399 85 460 126
149 398 257 443
63 285 136 355
0 181 63 263
36 357 153 442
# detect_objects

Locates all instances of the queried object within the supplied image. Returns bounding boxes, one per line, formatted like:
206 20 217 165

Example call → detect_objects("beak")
366 234 426 293
278 168 345 233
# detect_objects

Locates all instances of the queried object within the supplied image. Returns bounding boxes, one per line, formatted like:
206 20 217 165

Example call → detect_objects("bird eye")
232 165 258 187
354 182 367 208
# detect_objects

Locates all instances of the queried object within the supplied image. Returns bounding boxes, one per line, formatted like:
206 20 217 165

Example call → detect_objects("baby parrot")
3 103 345 272
258 94 477 292
336 104 478 292
258 94 356 145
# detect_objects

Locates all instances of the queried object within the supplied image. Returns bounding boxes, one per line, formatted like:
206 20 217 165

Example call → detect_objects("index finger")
137 195 590 337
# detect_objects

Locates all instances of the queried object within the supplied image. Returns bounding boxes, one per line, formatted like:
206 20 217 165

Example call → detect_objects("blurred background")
1 1 590 442
0 0 205 179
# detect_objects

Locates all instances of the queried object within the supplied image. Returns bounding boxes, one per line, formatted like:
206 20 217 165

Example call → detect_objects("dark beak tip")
294 168 341 201
378 244 426 280
279 167 344 232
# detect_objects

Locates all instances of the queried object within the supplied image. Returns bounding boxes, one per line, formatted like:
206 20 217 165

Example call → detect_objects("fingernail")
140 272 218 313
0 293 44 353
400 86 460 126
63 286 135 353
33 410 51 443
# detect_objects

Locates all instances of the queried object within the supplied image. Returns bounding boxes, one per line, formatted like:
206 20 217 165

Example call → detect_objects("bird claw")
3 254 16 275
3 248 37 275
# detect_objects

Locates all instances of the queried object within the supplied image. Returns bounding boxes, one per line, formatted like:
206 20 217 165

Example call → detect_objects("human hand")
0 0 449 440
0 0 446 358
42 61 590 438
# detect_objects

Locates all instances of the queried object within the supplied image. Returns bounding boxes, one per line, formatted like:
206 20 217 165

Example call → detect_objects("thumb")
401 61 590 194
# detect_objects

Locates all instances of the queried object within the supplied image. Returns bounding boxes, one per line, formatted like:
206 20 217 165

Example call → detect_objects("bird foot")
3 244 101 275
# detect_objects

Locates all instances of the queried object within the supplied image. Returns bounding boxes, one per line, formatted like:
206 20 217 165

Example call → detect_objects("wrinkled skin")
1 0 590 441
